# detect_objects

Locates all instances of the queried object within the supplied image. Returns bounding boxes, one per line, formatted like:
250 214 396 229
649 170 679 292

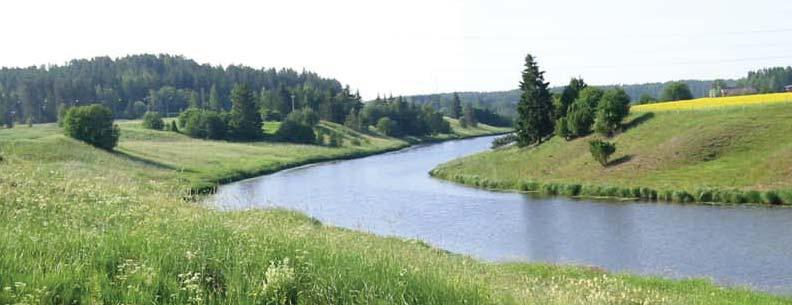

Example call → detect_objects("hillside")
1 109 789 304
431 93 792 204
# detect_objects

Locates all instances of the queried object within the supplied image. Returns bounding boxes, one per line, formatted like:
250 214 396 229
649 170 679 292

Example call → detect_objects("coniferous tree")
516 54 554 147
228 84 262 140
208 85 222 111
450 93 462 119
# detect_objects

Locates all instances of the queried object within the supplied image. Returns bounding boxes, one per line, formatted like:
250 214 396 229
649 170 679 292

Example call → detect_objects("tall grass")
0 122 790 304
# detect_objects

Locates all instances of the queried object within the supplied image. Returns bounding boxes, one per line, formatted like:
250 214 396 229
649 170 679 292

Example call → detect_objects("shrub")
554 117 570 139
672 191 694 203
589 140 616 167
169 120 179 132
594 88 631 136
350 138 361 146
63 104 120 150
744 190 762 204
276 118 316 144
778 190 792 205
142 111 165 130
520 181 540 192
762 191 783 205
559 184 581 196
287 108 320 127
696 189 714 202
180 109 227 139
376 117 398 136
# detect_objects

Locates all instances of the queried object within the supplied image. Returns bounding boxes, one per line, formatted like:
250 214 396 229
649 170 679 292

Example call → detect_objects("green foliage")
141 111 165 130
361 97 448 136
376 117 398 136
638 93 657 104
62 104 120 150
589 140 616 167
461 104 478 128
554 78 587 119
228 84 263 140
276 120 315 144
287 108 320 127
594 88 631 136
516 54 554 147
491 134 517 149
208 84 222 111
179 109 227 139
450 93 462 119
343 109 364 131
661 82 694 101
169 120 179 132
554 117 570 139
565 99 595 138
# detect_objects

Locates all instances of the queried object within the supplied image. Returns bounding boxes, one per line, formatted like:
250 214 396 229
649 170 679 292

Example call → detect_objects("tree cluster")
62 104 120 150
360 96 450 137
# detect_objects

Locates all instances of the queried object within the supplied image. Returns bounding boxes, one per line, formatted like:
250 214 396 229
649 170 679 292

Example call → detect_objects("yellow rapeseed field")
632 92 792 112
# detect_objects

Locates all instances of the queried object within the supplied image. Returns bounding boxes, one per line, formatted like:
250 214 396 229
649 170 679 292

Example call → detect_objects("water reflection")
212 136 792 294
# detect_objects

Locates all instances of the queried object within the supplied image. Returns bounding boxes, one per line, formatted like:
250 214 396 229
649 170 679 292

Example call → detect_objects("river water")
211 136 792 294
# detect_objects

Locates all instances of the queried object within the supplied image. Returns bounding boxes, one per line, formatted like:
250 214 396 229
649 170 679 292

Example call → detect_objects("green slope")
431 102 792 204
0 120 789 304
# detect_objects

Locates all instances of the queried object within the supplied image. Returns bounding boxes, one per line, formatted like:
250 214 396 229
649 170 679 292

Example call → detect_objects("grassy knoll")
431 98 792 204
113 119 508 191
0 119 789 304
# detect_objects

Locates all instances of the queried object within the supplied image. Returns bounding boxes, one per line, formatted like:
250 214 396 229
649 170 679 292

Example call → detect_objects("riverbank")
1 121 791 304
431 100 792 205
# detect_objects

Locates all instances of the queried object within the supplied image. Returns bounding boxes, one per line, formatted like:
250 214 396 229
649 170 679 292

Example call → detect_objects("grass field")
431 95 792 204
1 118 789 304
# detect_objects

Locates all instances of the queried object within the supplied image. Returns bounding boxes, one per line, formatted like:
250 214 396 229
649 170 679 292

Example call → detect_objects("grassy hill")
1 118 790 304
431 93 792 205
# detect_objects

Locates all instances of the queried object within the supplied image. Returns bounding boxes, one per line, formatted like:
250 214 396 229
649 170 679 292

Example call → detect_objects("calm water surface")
212 136 792 294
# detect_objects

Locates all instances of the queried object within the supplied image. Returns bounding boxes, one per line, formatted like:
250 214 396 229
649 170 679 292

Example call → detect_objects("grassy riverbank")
1 120 790 304
431 95 792 205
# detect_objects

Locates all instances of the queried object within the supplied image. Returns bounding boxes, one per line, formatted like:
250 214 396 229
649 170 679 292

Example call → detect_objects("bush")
276 118 316 144
762 191 783 205
376 117 398 136
287 108 320 127
589 140 616 166
63 104 120 150
179 109 227 139
142 111 165 130
593 88 631 136
169 120 179 132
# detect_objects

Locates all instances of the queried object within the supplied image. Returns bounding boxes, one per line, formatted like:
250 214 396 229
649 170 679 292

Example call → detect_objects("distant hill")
405 80 733 118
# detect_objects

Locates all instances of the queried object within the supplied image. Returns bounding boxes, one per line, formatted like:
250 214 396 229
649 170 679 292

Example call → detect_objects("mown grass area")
112 118 508 191
1 119 789 304
432 98 792 204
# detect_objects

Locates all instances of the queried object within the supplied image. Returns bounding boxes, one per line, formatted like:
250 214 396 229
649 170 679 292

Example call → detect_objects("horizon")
2 0 791 99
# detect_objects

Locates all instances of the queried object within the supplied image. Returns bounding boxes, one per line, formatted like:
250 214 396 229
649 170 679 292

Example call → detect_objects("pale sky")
2 0 792 99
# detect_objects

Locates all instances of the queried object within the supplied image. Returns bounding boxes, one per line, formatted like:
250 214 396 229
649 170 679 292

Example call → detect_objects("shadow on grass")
113 150 187 172
623 112 655 131
607 154 633 167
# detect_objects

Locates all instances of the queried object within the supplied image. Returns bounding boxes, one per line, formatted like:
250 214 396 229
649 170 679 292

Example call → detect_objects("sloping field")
432 99 792 204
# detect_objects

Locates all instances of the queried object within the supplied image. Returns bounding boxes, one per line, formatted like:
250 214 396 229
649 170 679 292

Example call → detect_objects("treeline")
738 66 792 93
0 54 354 126
408 65 792 117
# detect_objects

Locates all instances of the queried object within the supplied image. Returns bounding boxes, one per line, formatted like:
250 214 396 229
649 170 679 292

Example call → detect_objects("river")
211 135 792 294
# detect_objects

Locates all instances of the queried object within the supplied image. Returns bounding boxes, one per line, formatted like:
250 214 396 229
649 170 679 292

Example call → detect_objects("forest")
0 54 357 126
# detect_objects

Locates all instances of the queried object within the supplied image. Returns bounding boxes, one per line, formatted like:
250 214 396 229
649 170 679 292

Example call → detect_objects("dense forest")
0 54 360 126
408 66 792 118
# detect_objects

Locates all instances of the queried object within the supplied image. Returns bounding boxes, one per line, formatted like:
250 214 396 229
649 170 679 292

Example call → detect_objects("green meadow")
431 101 792 204
1 120 790 304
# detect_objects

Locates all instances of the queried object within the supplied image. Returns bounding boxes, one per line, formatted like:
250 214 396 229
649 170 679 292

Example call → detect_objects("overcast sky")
2 0 792 99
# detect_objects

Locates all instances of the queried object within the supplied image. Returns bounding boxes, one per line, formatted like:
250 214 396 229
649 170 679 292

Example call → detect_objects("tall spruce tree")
450 93 462 119
515 54 554 147
228 84 262 140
